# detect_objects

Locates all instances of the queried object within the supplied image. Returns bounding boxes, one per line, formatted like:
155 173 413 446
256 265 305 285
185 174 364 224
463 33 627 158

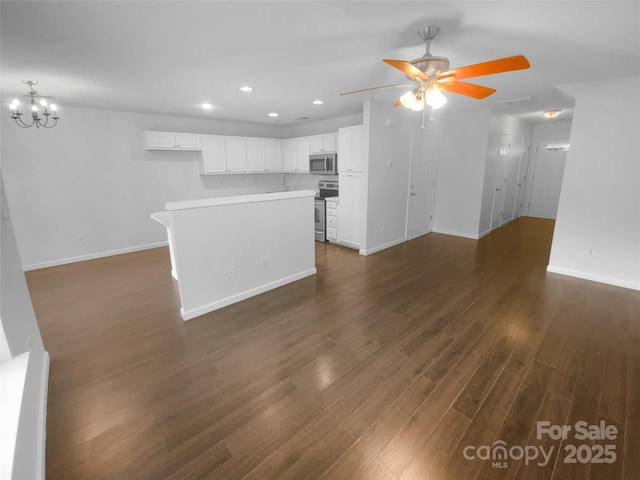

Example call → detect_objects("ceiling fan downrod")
417 25 440 57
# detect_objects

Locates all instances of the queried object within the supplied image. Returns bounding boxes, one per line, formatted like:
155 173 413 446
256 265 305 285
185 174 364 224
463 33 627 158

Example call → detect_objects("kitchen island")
151 190 317 320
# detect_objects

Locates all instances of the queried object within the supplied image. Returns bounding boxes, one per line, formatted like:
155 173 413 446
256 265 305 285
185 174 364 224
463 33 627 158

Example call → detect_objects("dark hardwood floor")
26 217 639 480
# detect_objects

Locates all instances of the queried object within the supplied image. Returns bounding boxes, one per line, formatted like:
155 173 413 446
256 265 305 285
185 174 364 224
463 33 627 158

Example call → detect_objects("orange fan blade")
383 59 428 81
340 82 413 96
435 81 496 99
437 55 530 81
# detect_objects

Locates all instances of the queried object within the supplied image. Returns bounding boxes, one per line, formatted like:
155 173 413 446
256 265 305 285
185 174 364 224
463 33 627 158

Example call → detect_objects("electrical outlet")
261 256 268 268
225 265 235 278
76 234 86 243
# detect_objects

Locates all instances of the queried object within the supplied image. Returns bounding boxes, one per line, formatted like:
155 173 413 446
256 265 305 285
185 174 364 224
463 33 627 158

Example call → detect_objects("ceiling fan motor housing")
409 56 450 78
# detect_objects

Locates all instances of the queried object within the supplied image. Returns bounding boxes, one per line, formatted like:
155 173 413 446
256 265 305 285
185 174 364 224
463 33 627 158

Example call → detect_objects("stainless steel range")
314 181 339 242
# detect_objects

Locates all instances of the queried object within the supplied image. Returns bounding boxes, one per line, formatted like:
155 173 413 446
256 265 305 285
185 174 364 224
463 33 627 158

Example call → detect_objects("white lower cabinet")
337 173 362 249
326 198 338 242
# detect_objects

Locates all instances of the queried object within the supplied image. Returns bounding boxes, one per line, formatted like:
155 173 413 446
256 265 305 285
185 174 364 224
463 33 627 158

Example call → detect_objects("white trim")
359 237 406 256
36 352 50 480
546 265 640 291
23 241 169 271
180 268 317 320
431 227 480 240
477 228 492 239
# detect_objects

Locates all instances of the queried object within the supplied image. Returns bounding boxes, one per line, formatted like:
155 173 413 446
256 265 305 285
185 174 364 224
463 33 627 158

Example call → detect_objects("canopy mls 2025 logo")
463 420 619 469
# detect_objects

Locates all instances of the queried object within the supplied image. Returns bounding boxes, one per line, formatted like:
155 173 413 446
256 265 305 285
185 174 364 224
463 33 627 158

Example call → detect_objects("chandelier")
9 81 60 128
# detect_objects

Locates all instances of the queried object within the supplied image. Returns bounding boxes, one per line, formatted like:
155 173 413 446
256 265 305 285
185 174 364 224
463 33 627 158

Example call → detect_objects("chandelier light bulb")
40 99 48 107
50 104 58 111
425 88 447 109
31 105 39 112
9 99 20 110
400 90 424 111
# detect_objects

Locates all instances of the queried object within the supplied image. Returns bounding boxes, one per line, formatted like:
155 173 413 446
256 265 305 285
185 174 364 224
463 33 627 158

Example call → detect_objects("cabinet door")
322 133 337 152
338 174 362 248
246 138 266 172
265 139 283 172
145 131 176 150
338 128 352 172
310 133 337 153
350 126 363 172
201 135 227 173
309 135 324 154
283 139 297 172
175 134 202 150
296 137 310 173
225 137 247 172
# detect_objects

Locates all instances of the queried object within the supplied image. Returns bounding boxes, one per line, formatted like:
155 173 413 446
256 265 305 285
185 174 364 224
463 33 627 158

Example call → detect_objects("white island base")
152 190 317 320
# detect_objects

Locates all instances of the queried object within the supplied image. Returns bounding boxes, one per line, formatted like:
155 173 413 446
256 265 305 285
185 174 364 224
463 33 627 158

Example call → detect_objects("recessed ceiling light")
543 109 562 119
268 112 279 117
239 86 254 92
201 103 214 110
312 99 324 105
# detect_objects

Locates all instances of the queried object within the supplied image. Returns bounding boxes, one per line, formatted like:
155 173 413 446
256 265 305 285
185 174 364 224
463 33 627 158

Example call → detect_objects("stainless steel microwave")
309 153 338 175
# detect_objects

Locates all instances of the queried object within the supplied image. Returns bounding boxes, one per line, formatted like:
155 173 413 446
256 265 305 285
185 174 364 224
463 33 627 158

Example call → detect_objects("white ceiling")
1 1 639 126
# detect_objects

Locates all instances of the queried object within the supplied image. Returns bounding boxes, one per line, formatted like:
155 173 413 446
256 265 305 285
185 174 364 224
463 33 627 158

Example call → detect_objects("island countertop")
165 190 316 211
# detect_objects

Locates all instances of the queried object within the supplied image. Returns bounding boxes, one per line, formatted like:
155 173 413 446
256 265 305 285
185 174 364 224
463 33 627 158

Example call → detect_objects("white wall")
432 109 491 238
1 171 49 479
361 100 416 254
1 106 285 269
283 112 363 138
548 75 640 290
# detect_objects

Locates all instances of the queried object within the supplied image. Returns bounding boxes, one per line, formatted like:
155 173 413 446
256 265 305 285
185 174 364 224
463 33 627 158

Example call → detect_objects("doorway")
406 131 438 240
527 138 570 219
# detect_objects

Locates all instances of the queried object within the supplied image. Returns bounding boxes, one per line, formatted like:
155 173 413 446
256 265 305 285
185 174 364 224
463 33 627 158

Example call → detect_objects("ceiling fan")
341 26 530 112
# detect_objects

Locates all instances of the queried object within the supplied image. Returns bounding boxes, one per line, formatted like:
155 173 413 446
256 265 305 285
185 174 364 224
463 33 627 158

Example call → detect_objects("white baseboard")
37 352 50 480
23 241 169 271
477 228 492 239
180 268 317 320
546 265 640 291
359 237 406 256
431 228 480 240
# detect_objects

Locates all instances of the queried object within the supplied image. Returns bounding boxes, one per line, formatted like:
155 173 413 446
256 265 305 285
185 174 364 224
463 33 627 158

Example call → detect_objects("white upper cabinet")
246 138 266 172
145 131 202 151
309 133 337 153
201 135 227 173
296 137 310 173
265 139 283 172
283 139 297 172
225 136 247 172
338 125 363 173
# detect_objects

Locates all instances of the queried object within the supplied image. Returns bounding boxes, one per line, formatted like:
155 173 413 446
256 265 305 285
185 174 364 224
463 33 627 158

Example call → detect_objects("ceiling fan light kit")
543 109 562 118
341 25 530 114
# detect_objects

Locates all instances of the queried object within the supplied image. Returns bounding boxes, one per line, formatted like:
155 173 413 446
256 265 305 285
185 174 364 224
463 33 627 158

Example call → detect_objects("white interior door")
528 138 569 219
490 133 510 230
513 138 531 219
406 131 438 240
